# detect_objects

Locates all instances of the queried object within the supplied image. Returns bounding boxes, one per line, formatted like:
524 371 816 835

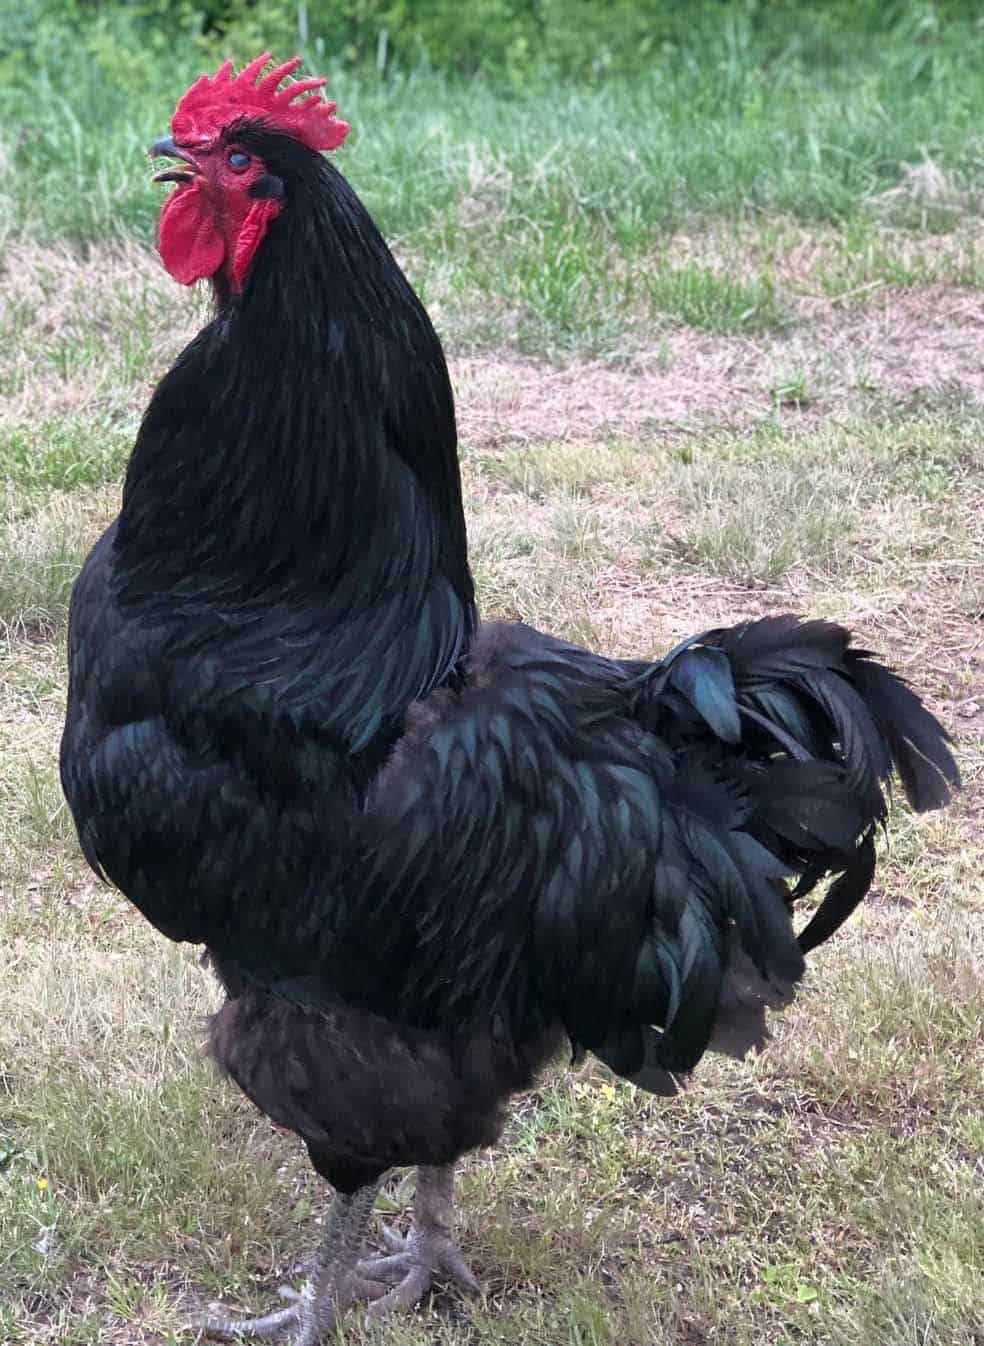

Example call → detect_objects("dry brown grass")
0 242 204 428
454 288 984 445
656 214 984 301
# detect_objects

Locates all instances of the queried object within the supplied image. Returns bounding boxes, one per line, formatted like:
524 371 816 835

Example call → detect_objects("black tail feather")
796 826 877 955
845 652 959 812
585 614 956 1092
630 613 959 966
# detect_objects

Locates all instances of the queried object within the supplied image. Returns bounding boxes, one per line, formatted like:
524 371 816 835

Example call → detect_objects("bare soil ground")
454 287 984 444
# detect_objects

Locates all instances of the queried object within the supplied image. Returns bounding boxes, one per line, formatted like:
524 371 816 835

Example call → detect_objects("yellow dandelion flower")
36 1177 49 1191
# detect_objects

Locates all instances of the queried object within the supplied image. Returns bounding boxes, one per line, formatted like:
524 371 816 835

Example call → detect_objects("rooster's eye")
227 151 251 172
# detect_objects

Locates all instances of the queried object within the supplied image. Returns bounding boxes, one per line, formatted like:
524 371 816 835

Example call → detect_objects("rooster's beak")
148 136 200 185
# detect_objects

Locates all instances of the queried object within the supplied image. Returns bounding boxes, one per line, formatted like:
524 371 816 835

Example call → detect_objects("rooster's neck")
114 159 475 742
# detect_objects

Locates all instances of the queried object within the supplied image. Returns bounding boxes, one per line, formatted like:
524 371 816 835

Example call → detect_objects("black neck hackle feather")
115 123 475 750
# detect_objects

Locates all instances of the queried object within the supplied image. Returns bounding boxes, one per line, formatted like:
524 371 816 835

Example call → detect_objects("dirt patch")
453 288 984 447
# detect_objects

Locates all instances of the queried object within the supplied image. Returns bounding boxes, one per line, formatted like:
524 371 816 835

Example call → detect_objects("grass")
0 486 117 638
2 8 984 1342
3 9 984 354
470 410 983 591
0 420 132 501
10 10 984 241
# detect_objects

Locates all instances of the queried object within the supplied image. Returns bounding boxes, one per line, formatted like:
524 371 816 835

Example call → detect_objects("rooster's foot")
358 1228 480 1314
195 1292 301 1341
195 1181 384 1343
356 1163 480 1317
196 1274 388 1342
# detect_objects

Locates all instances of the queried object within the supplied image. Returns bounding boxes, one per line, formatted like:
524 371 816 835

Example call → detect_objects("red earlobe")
232 198 284 290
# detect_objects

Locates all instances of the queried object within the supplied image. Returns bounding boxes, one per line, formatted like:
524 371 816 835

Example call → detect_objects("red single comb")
171 52 349 152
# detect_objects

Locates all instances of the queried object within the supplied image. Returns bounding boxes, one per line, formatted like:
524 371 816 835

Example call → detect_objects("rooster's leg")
198 1181 385 1342
357 1163 480 1316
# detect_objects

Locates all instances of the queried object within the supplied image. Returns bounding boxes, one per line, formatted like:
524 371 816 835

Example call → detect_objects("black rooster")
60 54 958 1343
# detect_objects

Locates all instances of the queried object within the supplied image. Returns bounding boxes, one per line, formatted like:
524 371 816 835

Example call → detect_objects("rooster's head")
150 52 349 290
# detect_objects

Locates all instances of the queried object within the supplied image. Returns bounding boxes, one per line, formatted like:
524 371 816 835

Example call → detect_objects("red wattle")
232 198 283 289
158 181 226 286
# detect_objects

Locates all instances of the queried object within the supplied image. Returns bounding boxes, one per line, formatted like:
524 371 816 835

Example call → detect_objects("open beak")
148 136 201 185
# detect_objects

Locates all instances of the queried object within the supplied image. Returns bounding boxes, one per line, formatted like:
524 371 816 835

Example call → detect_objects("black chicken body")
61 61 958 1344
